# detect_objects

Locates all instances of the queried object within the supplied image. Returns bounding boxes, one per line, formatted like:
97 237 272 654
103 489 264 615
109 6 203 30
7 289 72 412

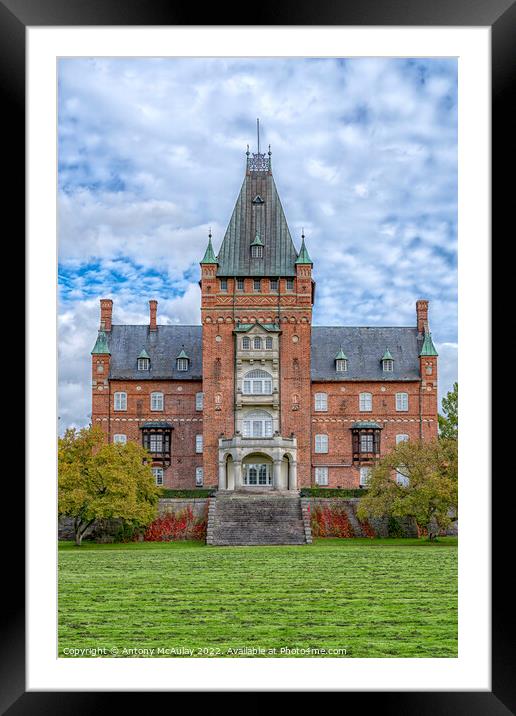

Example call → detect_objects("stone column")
273 459 282 490
234 460 243 490
289 461 298 491
218 461 226 491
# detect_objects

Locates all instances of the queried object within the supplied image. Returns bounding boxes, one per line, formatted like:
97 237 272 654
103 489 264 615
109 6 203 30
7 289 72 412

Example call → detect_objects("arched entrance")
242 453 273 487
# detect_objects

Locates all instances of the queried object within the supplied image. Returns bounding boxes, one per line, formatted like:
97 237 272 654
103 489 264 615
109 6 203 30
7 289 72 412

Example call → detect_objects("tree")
357 438 458 540
438 382 458 440
58 426 160 546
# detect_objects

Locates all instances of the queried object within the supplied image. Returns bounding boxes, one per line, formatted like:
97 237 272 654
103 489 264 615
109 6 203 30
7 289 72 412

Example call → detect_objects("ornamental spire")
295 232 313 265
200 229 218 264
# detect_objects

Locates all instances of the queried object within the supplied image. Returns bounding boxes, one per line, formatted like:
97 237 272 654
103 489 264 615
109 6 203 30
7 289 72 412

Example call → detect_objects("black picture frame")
6 0 510 711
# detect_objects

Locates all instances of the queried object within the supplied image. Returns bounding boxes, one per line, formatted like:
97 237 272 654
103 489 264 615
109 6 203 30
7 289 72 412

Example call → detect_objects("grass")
58 538 457 658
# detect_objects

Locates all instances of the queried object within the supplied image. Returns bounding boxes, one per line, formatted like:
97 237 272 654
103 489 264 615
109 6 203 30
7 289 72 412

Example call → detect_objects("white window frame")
242 410 274 438
242 337 250 350
265 337 273 349
113 434 127 444
195 392 204 410
137 357 150 371
253 336 262 349
336 359 348 372
382 359 394 372
359 466 372 487
396 434 409 444
396 466 410 487
251 245 263 259
359 392 372 412
315 434 329 453
396 392 409 412
315 466 329 485
242 369 273 395
195 467 204 487
150 392 164 411
314 392 328 412
149 433 164 452
176 358 189 372
360 433 374 452
152 466 164 486
114 391 127 411
195 434 203 453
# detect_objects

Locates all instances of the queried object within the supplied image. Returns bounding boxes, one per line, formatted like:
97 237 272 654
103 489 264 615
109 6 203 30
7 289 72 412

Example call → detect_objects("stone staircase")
206 491 312 546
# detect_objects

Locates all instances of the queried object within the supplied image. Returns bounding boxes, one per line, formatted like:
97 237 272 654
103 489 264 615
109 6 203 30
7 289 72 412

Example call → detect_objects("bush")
300 488 368 498
143 505 208 541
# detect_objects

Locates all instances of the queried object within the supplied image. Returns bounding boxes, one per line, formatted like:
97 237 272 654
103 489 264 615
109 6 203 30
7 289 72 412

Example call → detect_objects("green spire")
91 330 110 355
200 233 218 264
138 347 150 359
382 348 393 361
250 232 264 247
295 235 313 264
176 347 189 360
335 349 348 360
419 331 438 356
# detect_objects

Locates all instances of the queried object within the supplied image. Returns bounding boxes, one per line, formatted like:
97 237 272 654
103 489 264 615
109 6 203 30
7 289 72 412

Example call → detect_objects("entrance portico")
218 435 297 491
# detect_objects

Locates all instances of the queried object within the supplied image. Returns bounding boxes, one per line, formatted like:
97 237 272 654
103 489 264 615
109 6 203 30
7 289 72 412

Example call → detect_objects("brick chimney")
100 299 113 331
149 299 158 331
416 299 429 334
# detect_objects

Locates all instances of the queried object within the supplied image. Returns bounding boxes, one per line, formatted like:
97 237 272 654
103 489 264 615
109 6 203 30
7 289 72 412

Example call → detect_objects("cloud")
58 57 457 431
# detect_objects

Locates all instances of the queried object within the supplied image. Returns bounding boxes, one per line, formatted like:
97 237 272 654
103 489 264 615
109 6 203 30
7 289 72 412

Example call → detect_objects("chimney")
100 298 113 331
416 299 429 334
149 300 158 331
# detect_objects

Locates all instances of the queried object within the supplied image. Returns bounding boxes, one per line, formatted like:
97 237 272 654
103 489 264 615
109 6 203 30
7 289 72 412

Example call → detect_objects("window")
113 434 127 444
242 410 273 438
315 434 329 453
151 392 164 411
265 337 273 349
315 393 328 412
195 467 204 487
114 392 127 411
97 363 104 373
286 278 294 290
396 467 409 487
359 392 372 411
142 429 171 455
244 463 272 486
242 337 250 350
195 434 203 453
138 357 150 371
360 433 374 452
270 278 278 290
251 245 263 259
253 278 261 291
359 466 371 487
382 359 394 372
195 392 204 410
237 278 244 290
152 467 164 486
220 278 228 291
315 467 329 485
242 369 272 395
396 434 409 444
396 392 409 411
253 336 262 349
177 358 189 372
336 359 348 372
149 433 163 452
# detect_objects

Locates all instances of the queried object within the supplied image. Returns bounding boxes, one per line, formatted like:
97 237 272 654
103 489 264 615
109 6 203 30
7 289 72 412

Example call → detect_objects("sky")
58 57 458 432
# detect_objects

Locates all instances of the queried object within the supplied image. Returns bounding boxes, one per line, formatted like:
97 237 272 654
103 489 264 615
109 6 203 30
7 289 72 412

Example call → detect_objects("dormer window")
176 348 189 372
137 348 151 371
251 245 263 258
382 349 394 372
335 349 348 373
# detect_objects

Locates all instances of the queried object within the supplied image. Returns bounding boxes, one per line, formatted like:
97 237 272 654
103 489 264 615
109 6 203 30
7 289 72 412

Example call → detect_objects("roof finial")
302 227 305 239
246 144 250 157
257 117 260 154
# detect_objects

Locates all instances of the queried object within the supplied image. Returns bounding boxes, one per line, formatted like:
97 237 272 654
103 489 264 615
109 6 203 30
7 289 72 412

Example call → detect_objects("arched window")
242 410 273 438
253 336 262 349
243 369 272 395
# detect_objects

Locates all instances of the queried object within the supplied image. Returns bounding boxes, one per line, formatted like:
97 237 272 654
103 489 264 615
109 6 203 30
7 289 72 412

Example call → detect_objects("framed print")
3 0 512 710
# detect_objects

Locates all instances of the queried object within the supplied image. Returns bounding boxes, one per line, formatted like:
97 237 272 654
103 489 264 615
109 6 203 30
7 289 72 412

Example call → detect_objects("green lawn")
58 538 457 658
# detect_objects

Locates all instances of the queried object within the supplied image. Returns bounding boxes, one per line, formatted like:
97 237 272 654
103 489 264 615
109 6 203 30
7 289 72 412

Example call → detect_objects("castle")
91 145 439 493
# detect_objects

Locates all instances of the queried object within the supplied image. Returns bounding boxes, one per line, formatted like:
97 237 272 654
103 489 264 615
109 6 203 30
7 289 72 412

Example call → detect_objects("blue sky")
58 57 457 431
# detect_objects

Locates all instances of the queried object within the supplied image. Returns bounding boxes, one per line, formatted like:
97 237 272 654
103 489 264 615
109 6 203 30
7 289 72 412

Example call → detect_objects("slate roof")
311 327 422 382
215 167 299 277
99 324 423 382
106 325 202 380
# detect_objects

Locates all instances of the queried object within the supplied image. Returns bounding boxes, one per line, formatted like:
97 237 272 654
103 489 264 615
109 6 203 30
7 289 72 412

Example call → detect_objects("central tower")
200 138 314 491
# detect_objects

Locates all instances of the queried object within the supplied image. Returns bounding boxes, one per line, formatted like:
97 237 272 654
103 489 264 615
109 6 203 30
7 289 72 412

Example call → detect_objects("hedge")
299 488 368 498
159 489 216 499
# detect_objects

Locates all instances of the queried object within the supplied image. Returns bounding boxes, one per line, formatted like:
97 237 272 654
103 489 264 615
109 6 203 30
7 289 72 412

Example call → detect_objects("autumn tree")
58 426 160 546
438 382 458 440
357 438 458 540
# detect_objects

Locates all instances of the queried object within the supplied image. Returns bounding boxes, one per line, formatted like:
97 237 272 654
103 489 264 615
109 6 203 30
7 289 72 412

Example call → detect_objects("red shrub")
311 504 354 538
143 505 208 541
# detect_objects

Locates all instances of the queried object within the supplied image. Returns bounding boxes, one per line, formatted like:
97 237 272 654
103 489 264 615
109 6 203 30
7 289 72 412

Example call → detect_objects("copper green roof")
335 349 348 360
176 348 189 360
419 332 438 356
200 236 218 264
295 237 313 264
250 233 264 246
91 330 110 355
234 322 281 333
138 347 150 359
351 421 383 430
382 349 394 361
216 157 298 277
